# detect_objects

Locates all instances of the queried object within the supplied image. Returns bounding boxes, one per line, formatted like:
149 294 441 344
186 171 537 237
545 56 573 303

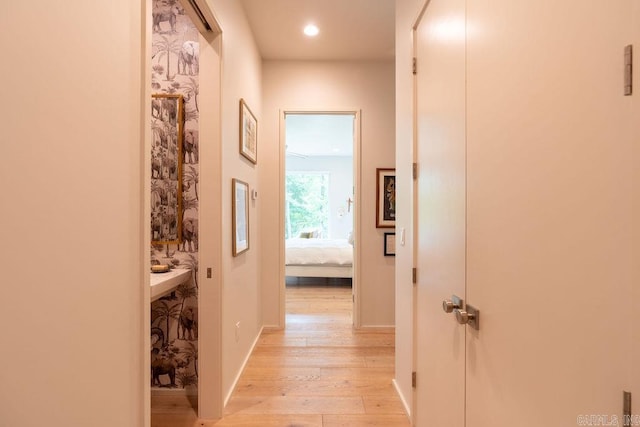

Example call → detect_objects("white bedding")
285 238 353 266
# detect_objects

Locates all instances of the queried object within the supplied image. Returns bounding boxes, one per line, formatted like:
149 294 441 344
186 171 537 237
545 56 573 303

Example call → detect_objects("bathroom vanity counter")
150 268 192 301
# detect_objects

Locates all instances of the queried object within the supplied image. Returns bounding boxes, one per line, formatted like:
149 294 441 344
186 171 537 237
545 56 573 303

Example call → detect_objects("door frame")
278 109 362 328
411 0 468 424
411 7 424 422
143 0 224 422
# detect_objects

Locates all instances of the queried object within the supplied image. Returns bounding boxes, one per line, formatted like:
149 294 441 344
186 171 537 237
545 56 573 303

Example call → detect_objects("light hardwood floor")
151 284 410 427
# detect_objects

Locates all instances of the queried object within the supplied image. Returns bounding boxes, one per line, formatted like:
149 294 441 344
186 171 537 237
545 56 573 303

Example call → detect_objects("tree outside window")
285 172 329 239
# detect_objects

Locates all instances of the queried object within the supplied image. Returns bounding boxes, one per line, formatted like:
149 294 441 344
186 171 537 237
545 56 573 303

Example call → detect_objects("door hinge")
623 391 632 427
412 371 417 388
413 57 417 75
624 45 633 96
412 162 418 180
412 268 417 284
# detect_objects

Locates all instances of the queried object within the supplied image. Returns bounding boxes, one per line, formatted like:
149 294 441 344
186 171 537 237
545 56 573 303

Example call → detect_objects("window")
285 172 329 239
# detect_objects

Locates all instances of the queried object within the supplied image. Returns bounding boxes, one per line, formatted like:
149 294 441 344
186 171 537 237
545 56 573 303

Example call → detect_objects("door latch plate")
466 304 480 330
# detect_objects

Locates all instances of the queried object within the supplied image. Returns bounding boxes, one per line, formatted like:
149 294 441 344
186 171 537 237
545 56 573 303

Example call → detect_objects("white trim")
224 326 264 407
352 110 362 329
279 109 362 329
356 325 396 330
143 2 152 426
393 378 413 420
196 26 224 421
278 111 287 328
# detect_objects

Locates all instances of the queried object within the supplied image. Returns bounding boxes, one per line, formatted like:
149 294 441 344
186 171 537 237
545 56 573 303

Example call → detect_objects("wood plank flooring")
151 284 410 427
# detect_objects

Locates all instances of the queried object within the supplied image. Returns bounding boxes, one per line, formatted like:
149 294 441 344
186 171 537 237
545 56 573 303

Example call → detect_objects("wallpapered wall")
150 0 199 392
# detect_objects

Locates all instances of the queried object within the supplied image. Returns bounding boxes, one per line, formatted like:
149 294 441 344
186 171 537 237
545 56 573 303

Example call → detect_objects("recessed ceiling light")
303 24 319 37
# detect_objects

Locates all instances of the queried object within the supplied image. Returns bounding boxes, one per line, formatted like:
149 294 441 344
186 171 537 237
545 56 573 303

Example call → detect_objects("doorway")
146 0 223 423
281 111 361 327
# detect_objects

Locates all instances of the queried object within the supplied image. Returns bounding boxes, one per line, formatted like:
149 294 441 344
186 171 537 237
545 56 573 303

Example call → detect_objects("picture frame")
239 99 257 164
376 168 396 228
232 178 250 256
384 232 396 256
151 94 183 245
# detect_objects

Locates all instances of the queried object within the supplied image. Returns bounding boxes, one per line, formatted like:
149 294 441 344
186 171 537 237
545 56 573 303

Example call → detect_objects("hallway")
151 284 409 426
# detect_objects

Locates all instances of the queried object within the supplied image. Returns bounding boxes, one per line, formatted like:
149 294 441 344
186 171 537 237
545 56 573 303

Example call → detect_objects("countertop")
150 268 192 301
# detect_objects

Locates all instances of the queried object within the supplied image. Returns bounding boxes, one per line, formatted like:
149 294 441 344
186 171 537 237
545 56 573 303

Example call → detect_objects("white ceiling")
285 114 354 157
240 0 395 156
239 0 395 61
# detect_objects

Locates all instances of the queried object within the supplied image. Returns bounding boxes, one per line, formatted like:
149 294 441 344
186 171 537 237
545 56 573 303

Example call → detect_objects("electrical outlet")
235 321 241 342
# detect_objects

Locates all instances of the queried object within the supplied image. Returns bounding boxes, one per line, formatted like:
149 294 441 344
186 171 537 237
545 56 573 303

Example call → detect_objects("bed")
285 238 353 278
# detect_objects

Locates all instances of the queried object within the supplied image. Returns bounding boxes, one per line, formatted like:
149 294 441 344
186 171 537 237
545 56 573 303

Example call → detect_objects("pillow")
347 231 354 245
299 228 319 238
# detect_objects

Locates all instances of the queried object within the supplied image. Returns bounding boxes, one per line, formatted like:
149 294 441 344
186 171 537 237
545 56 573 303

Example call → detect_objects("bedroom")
284 113 355 293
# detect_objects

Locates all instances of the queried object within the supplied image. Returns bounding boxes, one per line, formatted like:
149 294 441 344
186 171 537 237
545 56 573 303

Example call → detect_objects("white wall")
286 155 354 240
208 0 264 404
0 3 144 427
394 0 424 418
261 60 396 327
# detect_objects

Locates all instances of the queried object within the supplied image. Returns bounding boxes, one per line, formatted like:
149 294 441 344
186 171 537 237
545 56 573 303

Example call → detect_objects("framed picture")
376 168 396 228
384 232 396 256
232 178 250 256
151 94 183 245
239 99 257 164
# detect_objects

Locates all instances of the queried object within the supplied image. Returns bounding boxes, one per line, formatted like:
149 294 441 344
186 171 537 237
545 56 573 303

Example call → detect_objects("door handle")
442 295 463 313
454 304 480 330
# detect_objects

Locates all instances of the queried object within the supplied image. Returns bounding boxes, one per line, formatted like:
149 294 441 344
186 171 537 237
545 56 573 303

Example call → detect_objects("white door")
464 1 636 425
413 0 467 425
414 0 637 426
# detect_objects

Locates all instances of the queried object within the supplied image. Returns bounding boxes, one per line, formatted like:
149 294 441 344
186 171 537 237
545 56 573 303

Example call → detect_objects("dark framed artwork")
239 99 257 164
232 178 250 256
384 232 396 256
376 168 396 228
151 94 183 244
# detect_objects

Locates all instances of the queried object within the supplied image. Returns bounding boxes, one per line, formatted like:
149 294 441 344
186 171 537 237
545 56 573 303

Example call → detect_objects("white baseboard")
393 378 412 420
224 325 264 407
262 324 282 330
151 386 197 397
355 325 395 331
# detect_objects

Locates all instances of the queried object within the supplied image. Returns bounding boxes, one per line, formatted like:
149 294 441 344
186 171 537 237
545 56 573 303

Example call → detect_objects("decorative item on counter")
151 264 170 273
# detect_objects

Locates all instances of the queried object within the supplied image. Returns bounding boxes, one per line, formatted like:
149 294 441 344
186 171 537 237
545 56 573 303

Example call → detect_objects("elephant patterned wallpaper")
150 0 199 392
